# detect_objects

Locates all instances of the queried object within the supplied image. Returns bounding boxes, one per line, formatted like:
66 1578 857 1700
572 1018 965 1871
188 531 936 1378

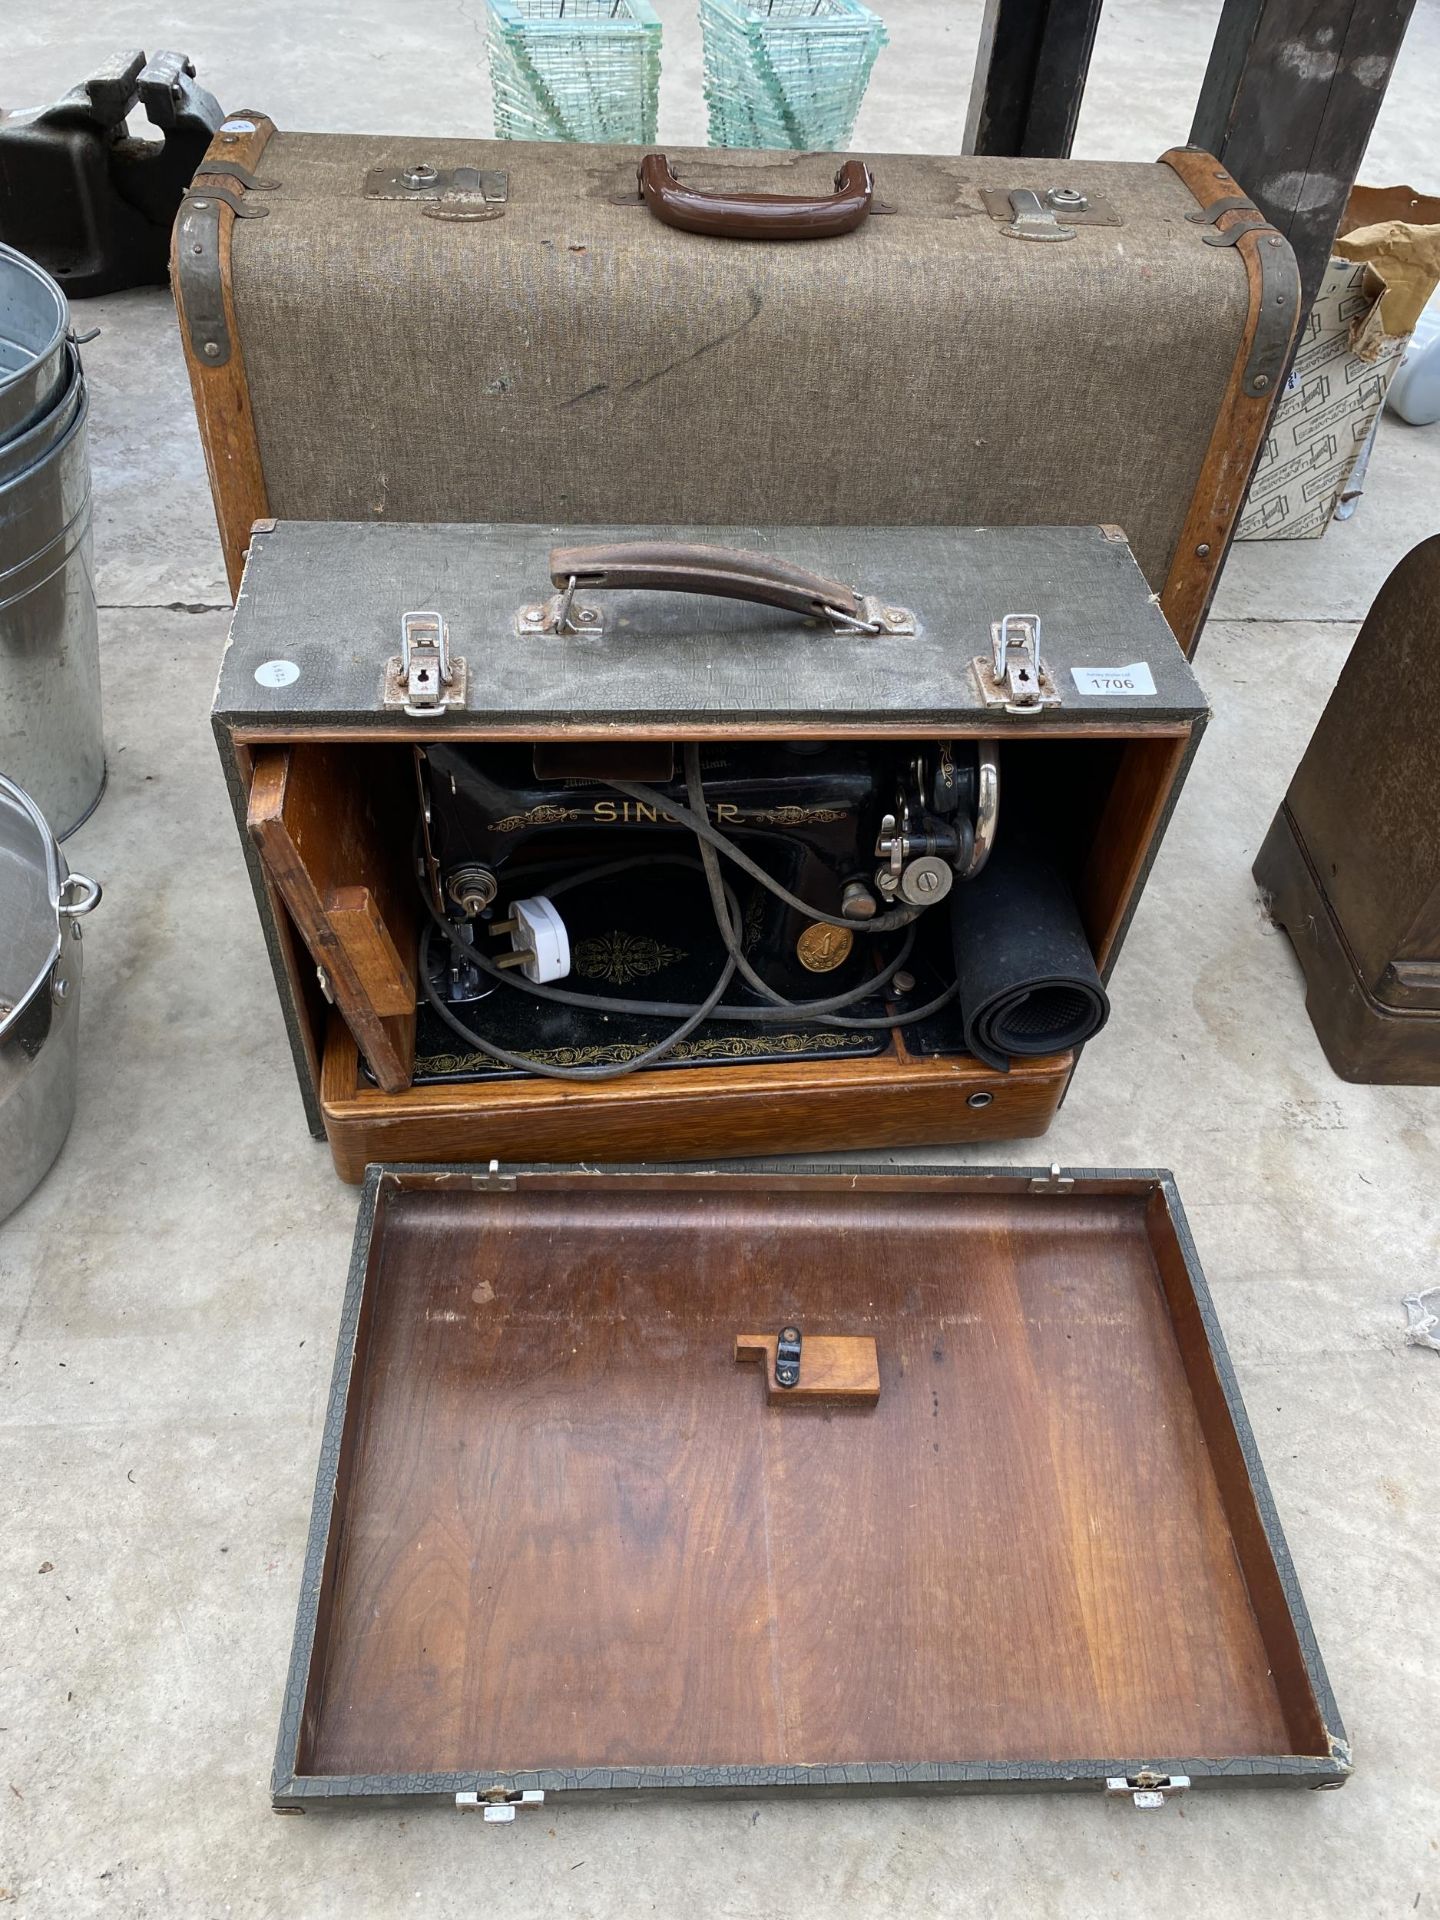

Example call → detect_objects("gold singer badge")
796 923 854 973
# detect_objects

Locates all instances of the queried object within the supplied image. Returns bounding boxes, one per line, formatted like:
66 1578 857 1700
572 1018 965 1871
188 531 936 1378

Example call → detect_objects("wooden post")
963 0 1105 158
1191 0 1418 308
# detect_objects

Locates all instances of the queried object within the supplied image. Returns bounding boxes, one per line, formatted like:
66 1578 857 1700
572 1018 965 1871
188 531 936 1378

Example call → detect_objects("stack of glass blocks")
486 0 662 143
700 0 887 151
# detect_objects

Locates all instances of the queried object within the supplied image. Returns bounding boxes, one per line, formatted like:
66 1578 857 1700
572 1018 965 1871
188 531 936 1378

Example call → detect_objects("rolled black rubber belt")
950 842 1109 1073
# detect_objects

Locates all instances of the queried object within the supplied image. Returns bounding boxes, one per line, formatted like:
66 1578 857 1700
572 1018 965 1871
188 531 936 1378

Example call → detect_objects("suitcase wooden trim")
172 111 275 598
1157 148 1301 655
176 123 1296 656
270 1162 1350 1810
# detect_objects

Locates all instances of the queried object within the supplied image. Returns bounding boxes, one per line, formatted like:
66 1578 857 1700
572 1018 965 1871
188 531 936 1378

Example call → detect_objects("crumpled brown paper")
1333 184 1440 354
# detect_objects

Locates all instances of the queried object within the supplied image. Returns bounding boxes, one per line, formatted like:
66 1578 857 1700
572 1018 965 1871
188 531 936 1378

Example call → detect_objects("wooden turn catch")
735 1329 880 1405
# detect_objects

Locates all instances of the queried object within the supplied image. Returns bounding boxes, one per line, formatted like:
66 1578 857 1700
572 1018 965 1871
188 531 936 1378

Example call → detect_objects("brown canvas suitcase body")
1255 534 1440 1080
213 517 1207 1179
176 117 1299 656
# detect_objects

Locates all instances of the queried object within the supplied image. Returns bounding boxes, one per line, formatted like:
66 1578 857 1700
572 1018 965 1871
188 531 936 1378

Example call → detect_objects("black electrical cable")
683 744 875 1015
607 761 920 935
424 833 911 1019
420 901 740 1082
416 761 963 1079
424 852 956 1029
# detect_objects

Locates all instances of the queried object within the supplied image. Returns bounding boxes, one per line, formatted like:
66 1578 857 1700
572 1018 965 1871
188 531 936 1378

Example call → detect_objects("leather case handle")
550 541 865 623
636 153 873 240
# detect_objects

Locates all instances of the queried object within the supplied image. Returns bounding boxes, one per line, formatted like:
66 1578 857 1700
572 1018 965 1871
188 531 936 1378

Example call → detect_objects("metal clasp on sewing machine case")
383 610 467 715
972 614 1061 714
456 1787 545 1820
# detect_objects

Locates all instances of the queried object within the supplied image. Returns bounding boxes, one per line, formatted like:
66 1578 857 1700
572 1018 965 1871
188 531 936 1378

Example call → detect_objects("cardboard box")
1237 185 1440 539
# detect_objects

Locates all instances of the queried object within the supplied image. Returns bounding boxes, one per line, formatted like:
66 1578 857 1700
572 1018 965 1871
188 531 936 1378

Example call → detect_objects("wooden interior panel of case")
296 1182 1330 1779
246 743 417 1092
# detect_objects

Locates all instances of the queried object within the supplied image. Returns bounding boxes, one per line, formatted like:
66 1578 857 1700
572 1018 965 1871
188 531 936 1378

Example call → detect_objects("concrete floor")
4 3 1440 1915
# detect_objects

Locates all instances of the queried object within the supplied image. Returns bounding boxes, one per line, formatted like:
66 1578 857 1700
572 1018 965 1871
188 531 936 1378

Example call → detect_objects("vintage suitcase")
174 117 1300 657
1254 534 1440 1081
213 518 1207 1179
271 1160 1348 1812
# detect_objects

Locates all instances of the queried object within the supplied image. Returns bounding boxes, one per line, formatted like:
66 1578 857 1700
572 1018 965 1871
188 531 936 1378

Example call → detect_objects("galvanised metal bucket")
0 241 69 443
0 770 101 1225
0 329 105 839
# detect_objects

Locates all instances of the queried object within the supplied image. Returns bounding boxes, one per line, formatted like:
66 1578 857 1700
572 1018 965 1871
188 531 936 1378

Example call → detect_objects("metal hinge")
973 614 1060 715
1106 1772 1190 1809
1185 193 1255 227
456 1788 545 1821
1202 213 1270 249
383 611 467 716
1028 1164 1075 1194
475 1159 517 1193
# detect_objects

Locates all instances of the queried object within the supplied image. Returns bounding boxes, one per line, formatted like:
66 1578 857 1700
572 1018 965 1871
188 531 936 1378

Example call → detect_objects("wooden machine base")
317 1017 1072 1180
1255 803 1440 1084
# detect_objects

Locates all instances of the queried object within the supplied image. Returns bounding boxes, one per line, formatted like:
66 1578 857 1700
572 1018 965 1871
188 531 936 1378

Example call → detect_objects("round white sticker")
255 659 300 689
221 118 257 133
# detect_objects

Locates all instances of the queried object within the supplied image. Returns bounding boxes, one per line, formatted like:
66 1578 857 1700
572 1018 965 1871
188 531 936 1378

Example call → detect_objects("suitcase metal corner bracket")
1241 228 1300 398
175 195 231 365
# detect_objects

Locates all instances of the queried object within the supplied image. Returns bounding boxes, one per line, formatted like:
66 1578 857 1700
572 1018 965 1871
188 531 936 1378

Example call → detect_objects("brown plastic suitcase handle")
636 154 873 240
551 541 865 623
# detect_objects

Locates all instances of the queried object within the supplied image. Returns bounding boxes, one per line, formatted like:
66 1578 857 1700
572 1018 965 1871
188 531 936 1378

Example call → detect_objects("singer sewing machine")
213 520 1207 1178
413 736 1003 1081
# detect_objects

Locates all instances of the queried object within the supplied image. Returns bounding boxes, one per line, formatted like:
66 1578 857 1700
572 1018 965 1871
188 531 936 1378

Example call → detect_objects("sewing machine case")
212 519 1209 1179
224 530 1344 1814
270 1160 1348 1813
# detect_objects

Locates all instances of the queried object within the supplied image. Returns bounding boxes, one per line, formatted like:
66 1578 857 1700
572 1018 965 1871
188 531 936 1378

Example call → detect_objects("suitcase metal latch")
384 611 467 716
1106 1772 1190 1809
981 187 1119 235
973 614 1061 715
1000 188 1076 241
364 164 508 222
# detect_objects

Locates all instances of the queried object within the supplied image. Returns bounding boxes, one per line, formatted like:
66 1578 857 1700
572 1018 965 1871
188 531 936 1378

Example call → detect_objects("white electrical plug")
508 895 571 984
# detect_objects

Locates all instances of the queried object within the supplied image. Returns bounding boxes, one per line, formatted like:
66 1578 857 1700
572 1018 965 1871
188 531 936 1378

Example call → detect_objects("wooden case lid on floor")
273 1162 1348 1813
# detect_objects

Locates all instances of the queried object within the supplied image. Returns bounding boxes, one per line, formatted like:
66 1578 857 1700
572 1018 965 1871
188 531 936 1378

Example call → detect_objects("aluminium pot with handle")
0 770 101 1224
